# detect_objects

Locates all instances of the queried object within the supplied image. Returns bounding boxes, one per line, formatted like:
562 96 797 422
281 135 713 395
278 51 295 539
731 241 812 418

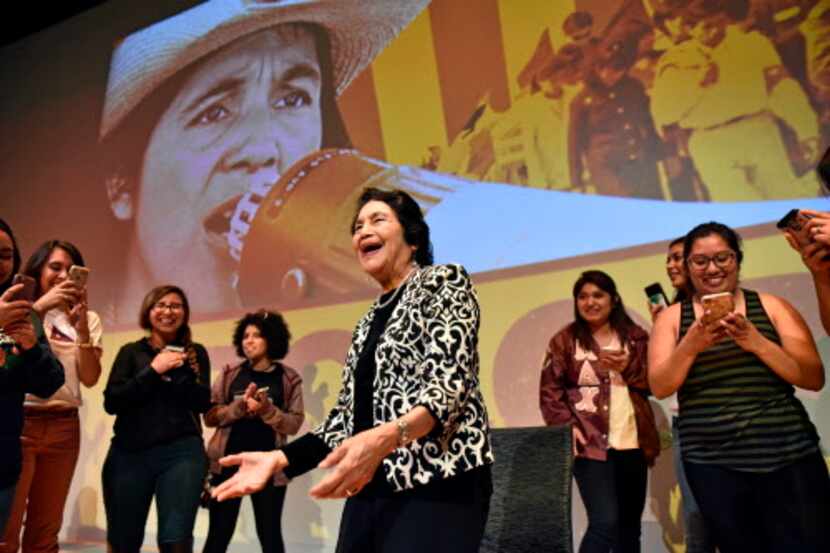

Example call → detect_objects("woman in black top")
203 311 304 553
212 188 494 553
103 285 211 553
0 218 64 535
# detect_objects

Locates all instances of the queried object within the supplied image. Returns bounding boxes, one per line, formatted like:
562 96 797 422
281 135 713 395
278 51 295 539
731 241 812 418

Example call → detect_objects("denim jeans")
573 449 647 553
102 435 207 552
671 416 714 553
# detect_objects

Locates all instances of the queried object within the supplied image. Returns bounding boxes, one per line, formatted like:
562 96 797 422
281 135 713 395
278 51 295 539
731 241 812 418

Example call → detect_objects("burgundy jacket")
539 323 659 465
205 361 304 485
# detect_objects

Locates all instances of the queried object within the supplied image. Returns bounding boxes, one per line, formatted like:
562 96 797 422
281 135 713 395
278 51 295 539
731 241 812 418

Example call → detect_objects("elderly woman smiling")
212 187 494 553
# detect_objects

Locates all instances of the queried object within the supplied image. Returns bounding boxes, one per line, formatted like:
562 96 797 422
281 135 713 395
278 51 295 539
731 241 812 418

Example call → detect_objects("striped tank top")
677 289 819 472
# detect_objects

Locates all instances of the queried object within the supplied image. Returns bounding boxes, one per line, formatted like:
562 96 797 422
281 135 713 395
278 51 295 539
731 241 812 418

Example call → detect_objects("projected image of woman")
99 0 429 322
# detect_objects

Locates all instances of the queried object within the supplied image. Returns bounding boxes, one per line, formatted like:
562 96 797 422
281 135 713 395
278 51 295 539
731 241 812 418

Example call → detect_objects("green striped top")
677 289 818 473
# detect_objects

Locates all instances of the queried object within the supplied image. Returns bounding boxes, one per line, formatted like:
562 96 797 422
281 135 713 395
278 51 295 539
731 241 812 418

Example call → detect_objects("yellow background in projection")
497 0 576 101
372 10 446 164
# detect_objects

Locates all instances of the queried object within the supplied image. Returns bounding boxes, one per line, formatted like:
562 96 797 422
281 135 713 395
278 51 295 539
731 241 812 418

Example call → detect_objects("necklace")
376 266 417 309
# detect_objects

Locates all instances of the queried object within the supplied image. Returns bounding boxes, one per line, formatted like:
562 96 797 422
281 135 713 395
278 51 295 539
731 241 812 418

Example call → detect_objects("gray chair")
480 425 573 553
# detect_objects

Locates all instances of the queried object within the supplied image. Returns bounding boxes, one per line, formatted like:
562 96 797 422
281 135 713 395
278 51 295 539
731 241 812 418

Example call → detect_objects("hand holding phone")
0 280 33 328
151 347 187 375
598 345 629 372
777 209 813 247
68 265 90 288
9 274 36 303
701 292 734 326
644 282 669 309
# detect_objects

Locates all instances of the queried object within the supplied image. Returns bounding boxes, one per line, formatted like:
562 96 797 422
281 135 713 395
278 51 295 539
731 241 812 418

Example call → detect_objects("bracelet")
396 418 410 447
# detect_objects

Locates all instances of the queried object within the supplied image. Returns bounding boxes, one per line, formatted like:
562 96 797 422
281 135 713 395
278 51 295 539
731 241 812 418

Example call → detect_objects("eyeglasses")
687 251 736 271
153 302 184 312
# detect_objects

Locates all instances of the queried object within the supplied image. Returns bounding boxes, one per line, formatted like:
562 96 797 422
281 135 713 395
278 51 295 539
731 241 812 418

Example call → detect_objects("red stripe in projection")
429 0 511 144
337 65 386 160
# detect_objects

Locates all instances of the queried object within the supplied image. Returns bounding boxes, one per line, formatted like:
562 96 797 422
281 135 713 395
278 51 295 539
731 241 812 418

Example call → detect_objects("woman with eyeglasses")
648 222 830 553
648 238 713 553
102 285 211 553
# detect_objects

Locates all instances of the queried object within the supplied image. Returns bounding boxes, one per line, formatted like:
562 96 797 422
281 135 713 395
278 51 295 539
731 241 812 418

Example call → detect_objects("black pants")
572 449 648 553
334 475 490 553
202 471 287 553
684 451 830 553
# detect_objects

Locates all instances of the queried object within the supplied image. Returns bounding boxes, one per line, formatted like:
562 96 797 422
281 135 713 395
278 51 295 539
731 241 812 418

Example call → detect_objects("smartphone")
701 292 734 326
68 265 90 287
776 209 813 247
9 274 36 302
163 345 185 353
644 282 669 308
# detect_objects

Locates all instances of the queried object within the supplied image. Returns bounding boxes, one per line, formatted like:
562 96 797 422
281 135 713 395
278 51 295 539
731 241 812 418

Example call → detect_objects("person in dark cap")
568 37 665 198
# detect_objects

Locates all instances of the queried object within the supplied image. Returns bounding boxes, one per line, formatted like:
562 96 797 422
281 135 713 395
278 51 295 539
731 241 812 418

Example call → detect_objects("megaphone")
236 149 455 307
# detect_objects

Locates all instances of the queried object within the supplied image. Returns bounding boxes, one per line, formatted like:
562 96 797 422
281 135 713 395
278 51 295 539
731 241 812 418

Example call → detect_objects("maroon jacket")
205 362 304 485
539 323 659 465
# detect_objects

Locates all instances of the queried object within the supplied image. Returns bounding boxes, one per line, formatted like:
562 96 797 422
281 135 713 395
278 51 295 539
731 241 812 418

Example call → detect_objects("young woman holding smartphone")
540 270 658 553
1 240 102 553
203 310 304 553
102 285 211 553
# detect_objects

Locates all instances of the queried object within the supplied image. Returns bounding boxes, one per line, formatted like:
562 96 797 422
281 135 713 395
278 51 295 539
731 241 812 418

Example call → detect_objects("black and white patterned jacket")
312 263 494 492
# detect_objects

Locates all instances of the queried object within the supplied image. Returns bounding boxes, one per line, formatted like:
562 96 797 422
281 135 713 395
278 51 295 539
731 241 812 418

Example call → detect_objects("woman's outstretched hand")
212 450 287 501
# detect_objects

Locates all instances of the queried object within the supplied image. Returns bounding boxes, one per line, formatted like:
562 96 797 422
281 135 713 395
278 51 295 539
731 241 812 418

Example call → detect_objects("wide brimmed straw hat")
100 0 430 139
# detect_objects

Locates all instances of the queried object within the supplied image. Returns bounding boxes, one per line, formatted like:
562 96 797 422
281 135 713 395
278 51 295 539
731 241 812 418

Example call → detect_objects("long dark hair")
138 284 192 345
0 218 21 294
668 236 691 303
570 270 638 351
351 187 434 266
23 240 85 298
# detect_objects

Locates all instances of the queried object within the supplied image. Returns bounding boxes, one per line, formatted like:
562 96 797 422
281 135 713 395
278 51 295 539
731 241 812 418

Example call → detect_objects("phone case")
776 209 812 247
10 274 36 302
701 292 734 326
68 265 90 286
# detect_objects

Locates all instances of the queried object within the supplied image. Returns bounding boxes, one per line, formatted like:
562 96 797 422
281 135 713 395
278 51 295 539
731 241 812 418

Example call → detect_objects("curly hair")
233 310 291 361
